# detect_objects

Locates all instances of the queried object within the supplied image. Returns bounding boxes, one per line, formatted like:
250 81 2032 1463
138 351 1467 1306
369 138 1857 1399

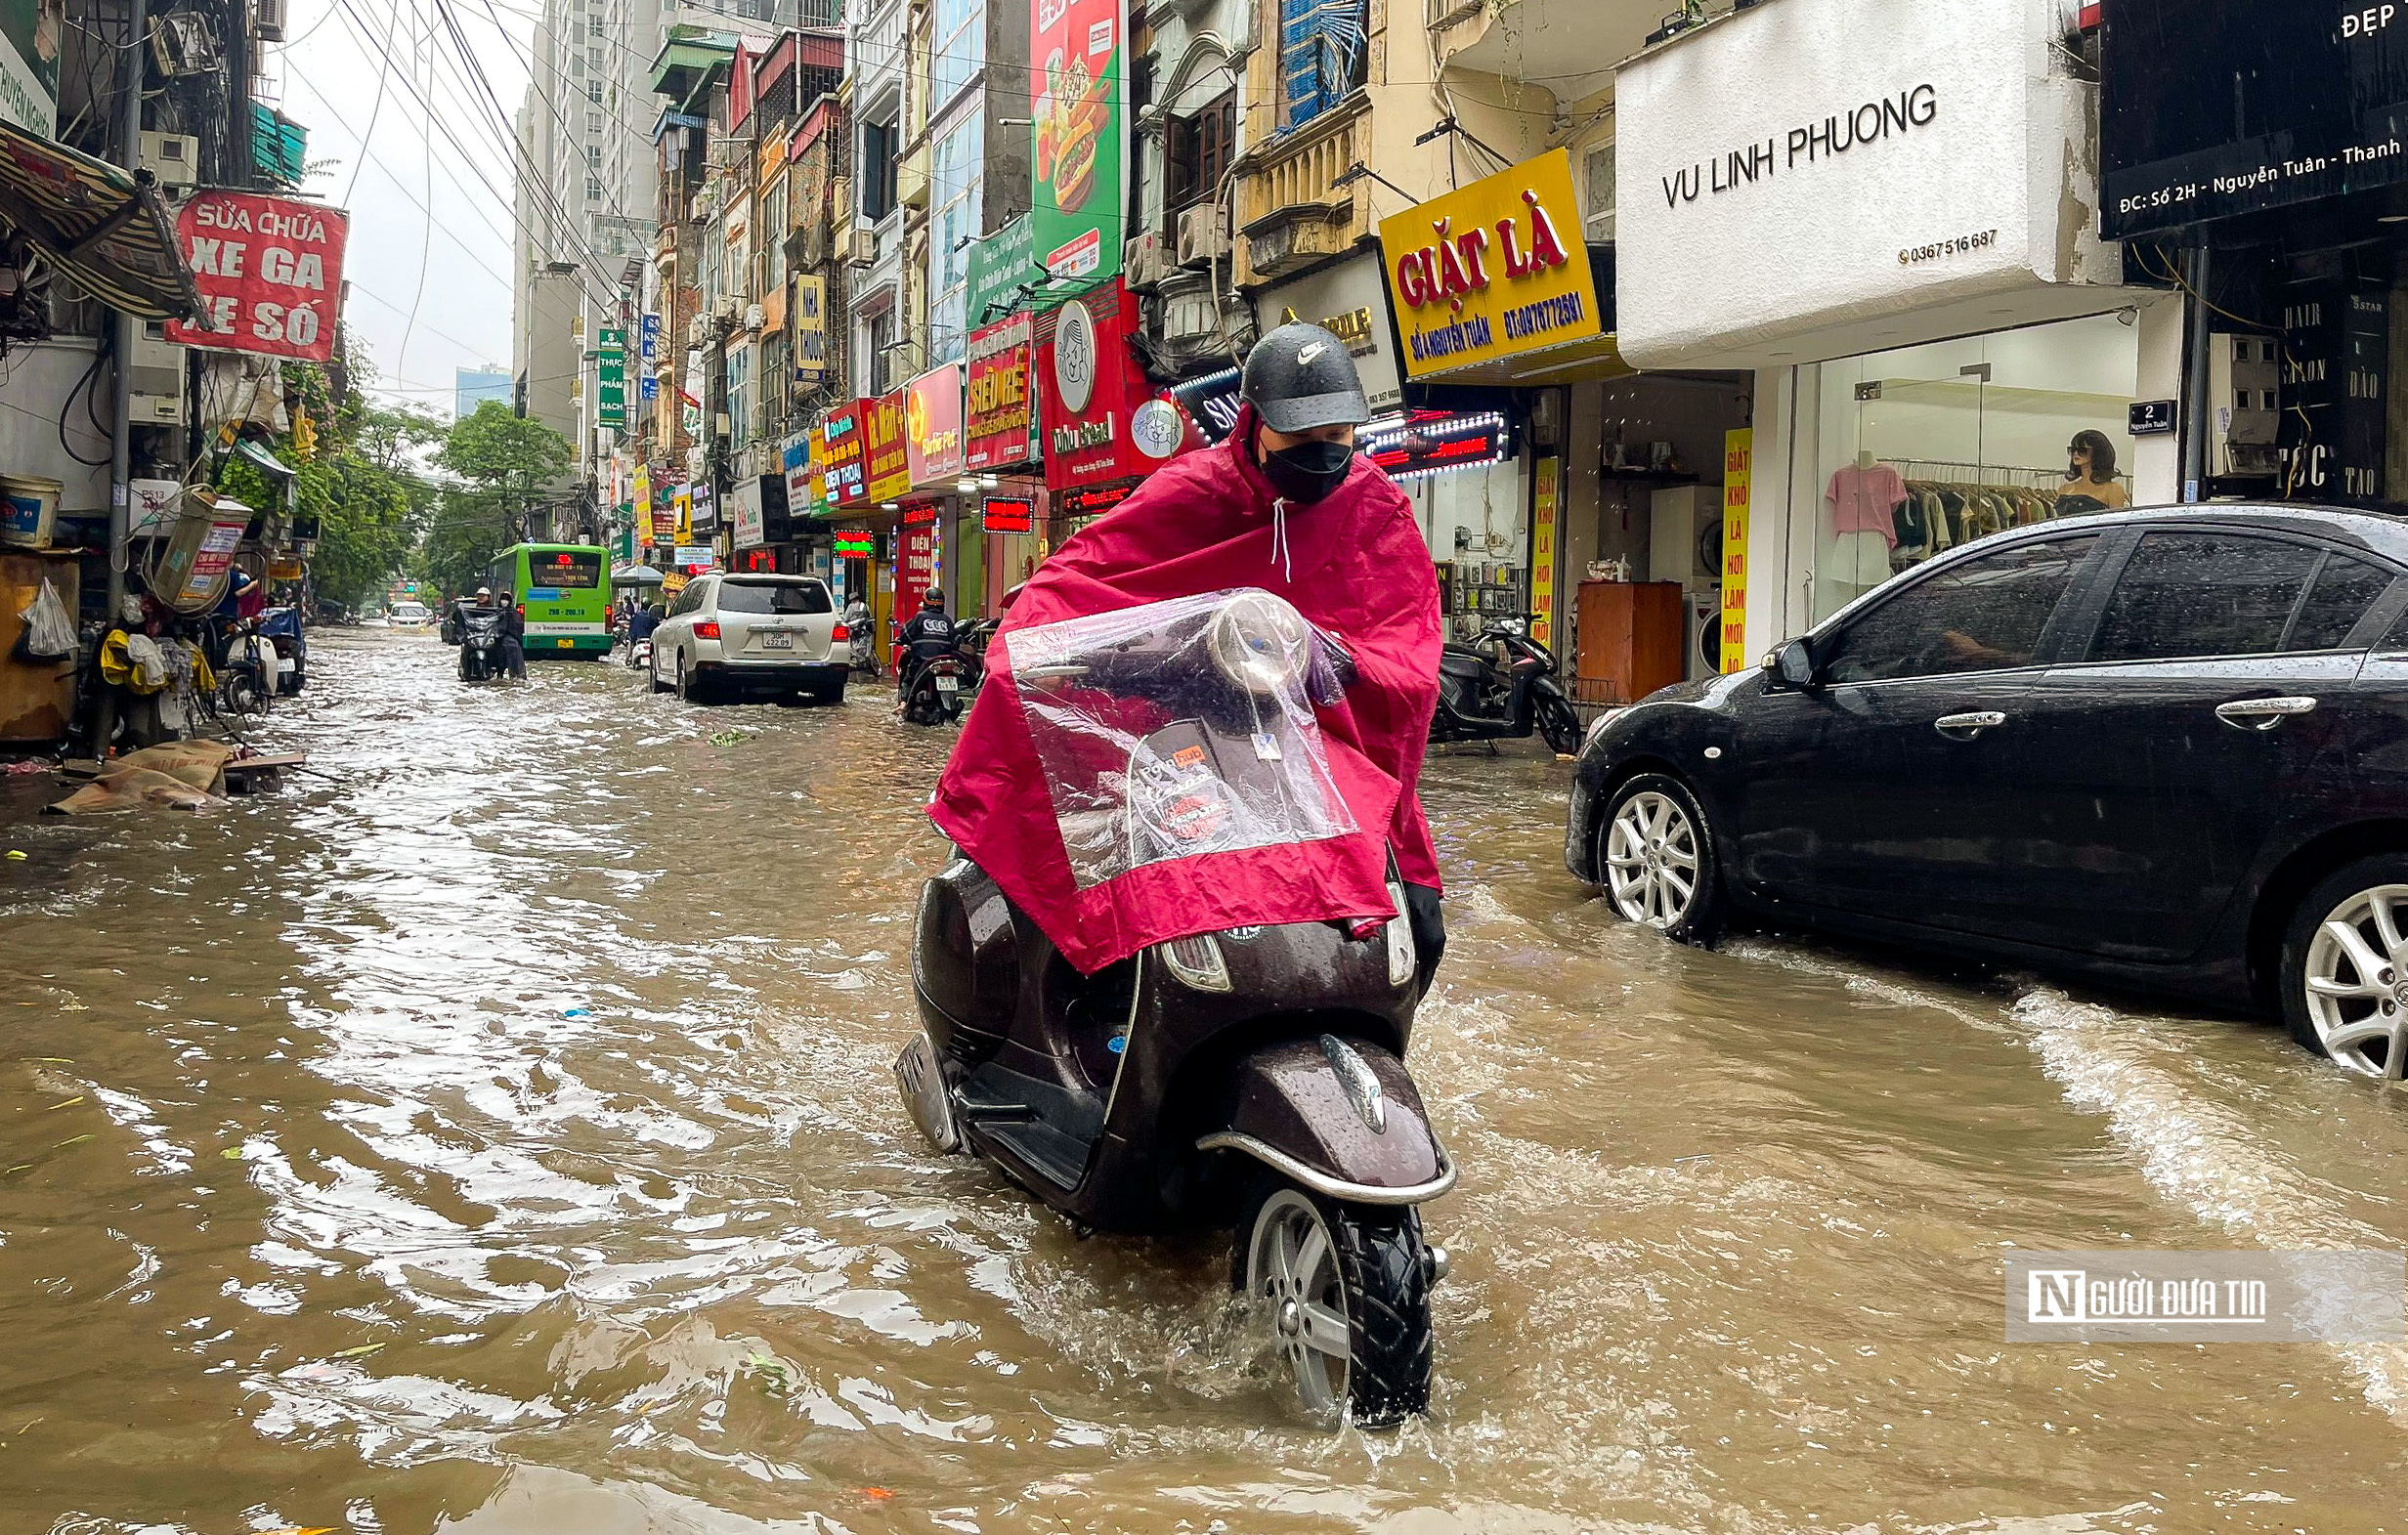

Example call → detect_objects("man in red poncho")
928 322 1447 984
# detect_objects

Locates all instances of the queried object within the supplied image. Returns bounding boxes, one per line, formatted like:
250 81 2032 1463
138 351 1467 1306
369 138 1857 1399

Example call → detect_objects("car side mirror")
1768 638 1818 689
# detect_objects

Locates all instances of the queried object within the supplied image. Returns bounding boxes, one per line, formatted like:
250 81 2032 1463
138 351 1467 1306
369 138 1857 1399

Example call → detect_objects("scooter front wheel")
1236 1180 1434 1427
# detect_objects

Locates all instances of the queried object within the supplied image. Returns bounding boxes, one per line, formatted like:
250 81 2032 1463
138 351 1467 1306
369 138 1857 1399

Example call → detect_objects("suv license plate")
936 675 959 693
760 632 794 650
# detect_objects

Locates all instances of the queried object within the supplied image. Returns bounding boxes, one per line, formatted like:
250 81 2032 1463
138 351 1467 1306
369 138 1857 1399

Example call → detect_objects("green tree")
409 402 574 601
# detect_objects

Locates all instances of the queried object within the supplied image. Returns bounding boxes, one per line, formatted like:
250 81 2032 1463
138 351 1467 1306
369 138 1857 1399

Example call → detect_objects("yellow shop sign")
1379 148 1603 378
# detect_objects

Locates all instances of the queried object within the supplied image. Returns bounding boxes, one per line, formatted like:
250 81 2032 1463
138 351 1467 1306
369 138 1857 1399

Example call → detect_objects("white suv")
650 574 850 704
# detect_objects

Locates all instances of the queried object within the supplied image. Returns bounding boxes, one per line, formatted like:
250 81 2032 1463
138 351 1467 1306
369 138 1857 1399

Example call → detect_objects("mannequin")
2057 429 2129 516
1827 449 1907 601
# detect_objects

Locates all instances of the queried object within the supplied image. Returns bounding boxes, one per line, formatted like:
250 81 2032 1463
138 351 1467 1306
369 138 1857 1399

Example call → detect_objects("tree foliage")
406 403 575 602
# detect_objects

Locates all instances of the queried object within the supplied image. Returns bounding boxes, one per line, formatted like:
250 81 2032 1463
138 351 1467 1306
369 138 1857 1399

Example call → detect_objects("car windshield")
717 579 831 615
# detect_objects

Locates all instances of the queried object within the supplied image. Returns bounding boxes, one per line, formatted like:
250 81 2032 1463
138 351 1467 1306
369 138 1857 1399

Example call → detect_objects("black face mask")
1260 438 1355 503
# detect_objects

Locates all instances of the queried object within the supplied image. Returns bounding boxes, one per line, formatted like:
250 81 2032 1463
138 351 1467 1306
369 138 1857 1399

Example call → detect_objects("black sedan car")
1567 504 2408 1078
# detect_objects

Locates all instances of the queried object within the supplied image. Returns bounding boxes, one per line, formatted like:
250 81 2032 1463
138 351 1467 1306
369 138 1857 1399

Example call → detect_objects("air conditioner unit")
845 229 876 265
1177 205 1231 268
253 0 287 42
138 132 200 198
743 302 764 332
686 314 707 347
128 320 186 426
1125 230 1167 290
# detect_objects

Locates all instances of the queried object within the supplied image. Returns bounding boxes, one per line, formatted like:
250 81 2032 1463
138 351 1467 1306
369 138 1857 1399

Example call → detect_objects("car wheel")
1597 772 1723 945
2281 856 2408 1078
676 653 708 704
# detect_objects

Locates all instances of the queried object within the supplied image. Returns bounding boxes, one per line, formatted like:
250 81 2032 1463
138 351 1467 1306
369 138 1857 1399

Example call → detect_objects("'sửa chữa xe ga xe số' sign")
164 192 350 362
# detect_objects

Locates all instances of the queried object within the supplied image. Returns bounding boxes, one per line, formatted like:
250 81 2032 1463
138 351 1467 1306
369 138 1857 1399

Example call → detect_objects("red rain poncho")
928 406 1442 973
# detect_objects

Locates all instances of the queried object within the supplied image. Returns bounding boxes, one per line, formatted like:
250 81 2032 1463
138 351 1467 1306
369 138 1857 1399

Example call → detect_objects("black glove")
1306 628 1357 707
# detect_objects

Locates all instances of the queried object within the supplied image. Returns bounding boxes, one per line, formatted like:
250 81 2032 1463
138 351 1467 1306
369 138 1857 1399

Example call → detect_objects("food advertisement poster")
163 192 351 362
1030 0 1123 282
966 314 1035 470
864 390 912 503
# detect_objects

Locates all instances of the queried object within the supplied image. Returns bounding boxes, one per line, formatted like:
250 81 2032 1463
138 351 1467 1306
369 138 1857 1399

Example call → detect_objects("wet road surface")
5 628 2408 1534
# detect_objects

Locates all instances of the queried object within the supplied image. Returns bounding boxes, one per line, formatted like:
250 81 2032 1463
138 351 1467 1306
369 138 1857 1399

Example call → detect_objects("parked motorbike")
447 602 511 683
898 648 967 724
895 589 1454 1426
628 637 653 674
842 601 880 679
257 606 307 696
1430 616 1580 754
216 618 274 716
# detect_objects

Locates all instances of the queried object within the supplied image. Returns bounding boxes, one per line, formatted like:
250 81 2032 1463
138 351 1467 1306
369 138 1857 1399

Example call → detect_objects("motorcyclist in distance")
477 585 528 680
896 586 956 705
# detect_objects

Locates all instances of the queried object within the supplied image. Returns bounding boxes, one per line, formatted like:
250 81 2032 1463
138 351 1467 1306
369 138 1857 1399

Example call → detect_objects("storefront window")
1808 313 2141 622
1404 454 1526 640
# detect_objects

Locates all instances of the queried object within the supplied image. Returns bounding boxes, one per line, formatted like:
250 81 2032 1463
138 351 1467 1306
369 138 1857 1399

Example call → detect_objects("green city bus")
489 543 613 658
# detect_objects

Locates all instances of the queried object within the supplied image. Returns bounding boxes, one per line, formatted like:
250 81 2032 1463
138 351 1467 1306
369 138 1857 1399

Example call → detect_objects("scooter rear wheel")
1236 1180 1434 1427
1536 693 1581 755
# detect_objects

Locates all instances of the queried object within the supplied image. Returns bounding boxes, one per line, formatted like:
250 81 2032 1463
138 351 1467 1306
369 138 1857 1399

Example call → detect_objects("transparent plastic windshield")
1010 589 1358 890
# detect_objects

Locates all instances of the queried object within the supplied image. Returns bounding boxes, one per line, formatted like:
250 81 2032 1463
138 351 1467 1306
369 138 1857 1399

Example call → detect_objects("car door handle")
2215 696 2318 730
1934 710 2006 737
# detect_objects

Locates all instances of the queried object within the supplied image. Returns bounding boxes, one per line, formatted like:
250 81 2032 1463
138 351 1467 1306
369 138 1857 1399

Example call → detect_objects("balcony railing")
1238 100 1365 281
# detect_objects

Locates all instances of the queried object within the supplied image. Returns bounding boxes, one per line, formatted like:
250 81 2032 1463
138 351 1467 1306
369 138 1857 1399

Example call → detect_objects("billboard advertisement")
818 404 867 508
966 313 1036 470
905 363 966 487
1037 280 1182 490
863 390 912 502
1031 0 1124 282
163 192 351 362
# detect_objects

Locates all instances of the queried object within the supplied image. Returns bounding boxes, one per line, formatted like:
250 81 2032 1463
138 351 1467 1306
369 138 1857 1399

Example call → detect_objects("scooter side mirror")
1766 638 1818 689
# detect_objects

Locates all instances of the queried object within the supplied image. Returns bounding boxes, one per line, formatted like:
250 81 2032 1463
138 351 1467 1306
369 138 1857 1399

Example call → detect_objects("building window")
588 80 603 102
588 111 604 135
589 16 603 35
587 145 602 164
927 112 982 362
572 53 585 77
932 0 985 108
861 117 898 222
760 177 787 296
587 175 604 201
1167 90 1236 212
590 47 604 71
866 308 895 395
1278 0 1367 129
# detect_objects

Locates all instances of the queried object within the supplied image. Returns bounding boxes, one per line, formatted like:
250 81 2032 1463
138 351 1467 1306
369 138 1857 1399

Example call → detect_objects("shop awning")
0 120 202 321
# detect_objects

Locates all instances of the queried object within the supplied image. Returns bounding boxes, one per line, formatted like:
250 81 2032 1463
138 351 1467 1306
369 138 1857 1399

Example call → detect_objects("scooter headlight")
1159 932 1231 992
1385 881 1415 989
1206 592 1308 697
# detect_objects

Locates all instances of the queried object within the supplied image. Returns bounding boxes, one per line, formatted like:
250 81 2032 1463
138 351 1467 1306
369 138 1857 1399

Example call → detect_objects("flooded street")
9 628 2408 1534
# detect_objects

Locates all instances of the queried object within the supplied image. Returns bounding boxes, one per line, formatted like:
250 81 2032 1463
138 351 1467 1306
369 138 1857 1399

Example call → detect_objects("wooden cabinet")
1573 579 1685 706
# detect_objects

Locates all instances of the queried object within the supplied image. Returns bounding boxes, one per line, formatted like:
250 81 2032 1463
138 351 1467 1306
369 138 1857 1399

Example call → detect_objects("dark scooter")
445 602 511 683
898 645 967 724
1430 616 1580 755
895 590 1455 1426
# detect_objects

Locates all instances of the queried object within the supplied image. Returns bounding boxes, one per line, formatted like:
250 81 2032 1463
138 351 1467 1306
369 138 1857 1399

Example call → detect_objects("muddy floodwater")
7 629 2408 1534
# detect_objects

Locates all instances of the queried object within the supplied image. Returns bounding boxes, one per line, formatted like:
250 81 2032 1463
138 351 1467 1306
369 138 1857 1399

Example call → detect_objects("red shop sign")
163 192 350 362
966 313 1035 470
864 390 912 502
1037 280 1188 490
818 405 867 506
981 496 1035 533
899 501 940 529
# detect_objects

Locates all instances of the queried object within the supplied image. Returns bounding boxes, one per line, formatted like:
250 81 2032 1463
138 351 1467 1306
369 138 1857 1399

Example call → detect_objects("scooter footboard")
1195 1036 1455 1206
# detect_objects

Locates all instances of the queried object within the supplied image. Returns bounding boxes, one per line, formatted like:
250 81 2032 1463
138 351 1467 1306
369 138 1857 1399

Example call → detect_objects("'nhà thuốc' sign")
164 192 350 363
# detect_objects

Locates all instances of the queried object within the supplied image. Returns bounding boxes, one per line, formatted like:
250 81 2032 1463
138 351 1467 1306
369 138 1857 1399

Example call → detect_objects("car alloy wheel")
1605 789 1700 930
2300 880 2408 1079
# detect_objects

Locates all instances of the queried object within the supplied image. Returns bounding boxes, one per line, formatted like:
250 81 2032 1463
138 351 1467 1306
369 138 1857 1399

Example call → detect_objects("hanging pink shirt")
1827 464 1906 548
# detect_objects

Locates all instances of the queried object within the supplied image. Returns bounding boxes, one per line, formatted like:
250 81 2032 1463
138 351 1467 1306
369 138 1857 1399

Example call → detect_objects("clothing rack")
1878 457 2133 491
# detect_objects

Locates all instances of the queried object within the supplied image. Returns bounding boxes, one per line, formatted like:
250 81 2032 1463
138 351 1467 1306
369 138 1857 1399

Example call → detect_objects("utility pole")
95 0 152 755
